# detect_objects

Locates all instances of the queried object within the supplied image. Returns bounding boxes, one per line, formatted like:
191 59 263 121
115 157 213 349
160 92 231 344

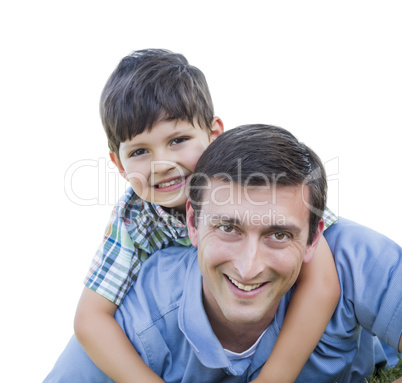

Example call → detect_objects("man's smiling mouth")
227 276 265 292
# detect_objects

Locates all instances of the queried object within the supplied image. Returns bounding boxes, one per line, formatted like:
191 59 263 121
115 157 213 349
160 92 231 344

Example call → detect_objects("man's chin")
222 310 270 326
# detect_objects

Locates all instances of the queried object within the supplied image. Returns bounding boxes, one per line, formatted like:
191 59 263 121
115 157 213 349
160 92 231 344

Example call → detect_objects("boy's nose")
151 160 177 174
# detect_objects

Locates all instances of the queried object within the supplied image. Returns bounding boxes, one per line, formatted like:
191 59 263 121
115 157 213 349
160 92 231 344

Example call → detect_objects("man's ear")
303 219 325 264
109 151 128 181
186 200 198 247
210 117 224 142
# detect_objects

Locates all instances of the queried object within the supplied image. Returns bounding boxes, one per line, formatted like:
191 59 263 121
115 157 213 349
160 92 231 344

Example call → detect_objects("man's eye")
271 232 289 241
130 148 147 157
218 225 236 233
171 137 189 145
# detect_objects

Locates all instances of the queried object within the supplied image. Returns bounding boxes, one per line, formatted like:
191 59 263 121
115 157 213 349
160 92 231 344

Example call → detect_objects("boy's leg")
43 335 113 383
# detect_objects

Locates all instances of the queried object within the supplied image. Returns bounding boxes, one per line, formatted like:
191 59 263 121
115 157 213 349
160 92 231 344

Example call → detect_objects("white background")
1 1 401 381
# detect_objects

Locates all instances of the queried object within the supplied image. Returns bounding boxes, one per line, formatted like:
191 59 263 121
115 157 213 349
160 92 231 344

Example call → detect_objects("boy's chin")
160 202 187 217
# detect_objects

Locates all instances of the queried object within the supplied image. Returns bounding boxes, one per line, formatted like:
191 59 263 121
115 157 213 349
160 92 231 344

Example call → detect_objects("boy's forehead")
118 116 203 148
140 118 205 137
122 119 203 143
154 116 208 131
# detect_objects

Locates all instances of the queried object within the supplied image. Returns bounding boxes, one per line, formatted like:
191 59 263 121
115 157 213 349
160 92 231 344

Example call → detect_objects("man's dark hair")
100 49 215 153
189 124 327 244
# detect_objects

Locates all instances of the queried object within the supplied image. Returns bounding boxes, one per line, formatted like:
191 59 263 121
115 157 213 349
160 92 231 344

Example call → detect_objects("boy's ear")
303 219 325 264
186 200 199 247
210 117 224 142
109 151 128 181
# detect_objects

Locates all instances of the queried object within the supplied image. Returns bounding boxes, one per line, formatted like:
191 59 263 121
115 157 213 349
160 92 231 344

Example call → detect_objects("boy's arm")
74 287 164 383
252 235 340 383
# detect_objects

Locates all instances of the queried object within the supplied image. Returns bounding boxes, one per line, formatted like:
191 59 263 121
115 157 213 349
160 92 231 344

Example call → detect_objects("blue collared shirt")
44 218 402 383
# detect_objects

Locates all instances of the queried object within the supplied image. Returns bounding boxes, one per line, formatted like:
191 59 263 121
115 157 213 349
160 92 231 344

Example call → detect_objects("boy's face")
111 118 223 214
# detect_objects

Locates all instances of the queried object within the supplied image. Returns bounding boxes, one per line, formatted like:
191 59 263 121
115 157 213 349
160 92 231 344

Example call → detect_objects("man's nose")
233 239 265 281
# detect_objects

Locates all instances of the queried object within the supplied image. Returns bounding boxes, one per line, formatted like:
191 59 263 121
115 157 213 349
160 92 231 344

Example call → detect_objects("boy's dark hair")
189 124 327 244
100 49 215 153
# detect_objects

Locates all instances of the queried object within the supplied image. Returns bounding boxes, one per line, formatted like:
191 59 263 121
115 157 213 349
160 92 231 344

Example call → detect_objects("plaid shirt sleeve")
84 205 144 306
322 206 338 230
84 189 189 307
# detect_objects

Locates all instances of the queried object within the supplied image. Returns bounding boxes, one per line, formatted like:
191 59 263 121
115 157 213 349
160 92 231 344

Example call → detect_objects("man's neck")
209 314 270 353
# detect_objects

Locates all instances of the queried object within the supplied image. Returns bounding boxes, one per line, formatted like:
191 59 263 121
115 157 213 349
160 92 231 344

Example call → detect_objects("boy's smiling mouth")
155 176 187 190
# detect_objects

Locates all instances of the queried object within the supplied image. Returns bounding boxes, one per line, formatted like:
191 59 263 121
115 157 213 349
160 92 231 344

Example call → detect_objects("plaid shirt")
84 188 191 306
85 187 338 306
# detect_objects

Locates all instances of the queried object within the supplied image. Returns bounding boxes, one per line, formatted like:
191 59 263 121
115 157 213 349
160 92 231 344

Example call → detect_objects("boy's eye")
130 148 148 157
171 137 189 145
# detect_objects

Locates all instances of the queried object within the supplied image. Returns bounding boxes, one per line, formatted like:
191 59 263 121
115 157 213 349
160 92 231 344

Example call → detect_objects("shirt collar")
118 188 188 252
153 204 188 239
178 252 231 369
177 250 281 377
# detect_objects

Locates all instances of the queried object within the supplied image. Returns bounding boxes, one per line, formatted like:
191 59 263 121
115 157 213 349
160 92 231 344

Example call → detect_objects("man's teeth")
228 276 262 292
157 178 183 188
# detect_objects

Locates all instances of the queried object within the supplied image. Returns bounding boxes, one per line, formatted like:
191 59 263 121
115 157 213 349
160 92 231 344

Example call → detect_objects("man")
45 125 402 382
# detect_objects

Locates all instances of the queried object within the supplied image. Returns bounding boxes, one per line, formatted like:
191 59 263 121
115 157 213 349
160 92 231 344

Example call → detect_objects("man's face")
187 179 323 328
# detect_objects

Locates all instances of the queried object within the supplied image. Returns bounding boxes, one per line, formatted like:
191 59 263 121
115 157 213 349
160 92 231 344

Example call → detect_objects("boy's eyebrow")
121 127 197 153
119 141 144 154
120 141 140 150
166 121 198 135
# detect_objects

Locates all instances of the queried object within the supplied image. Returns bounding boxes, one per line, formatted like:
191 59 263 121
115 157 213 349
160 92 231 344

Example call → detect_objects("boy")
73 49 340 383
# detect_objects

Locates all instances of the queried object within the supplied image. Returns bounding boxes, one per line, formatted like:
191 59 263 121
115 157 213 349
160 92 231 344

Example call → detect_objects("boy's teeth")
228 276 262 291
157 178 183 188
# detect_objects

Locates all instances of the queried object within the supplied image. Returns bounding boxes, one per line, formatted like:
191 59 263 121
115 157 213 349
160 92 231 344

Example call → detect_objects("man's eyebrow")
267 224 302 236
206 215 302 234
201 215 246 227
205 216 239 224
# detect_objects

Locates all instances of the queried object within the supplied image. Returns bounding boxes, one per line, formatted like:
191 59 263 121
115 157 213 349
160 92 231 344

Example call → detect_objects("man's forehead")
201 209 287 225
196 179 310 229
199 179 277 203
198 178 308 205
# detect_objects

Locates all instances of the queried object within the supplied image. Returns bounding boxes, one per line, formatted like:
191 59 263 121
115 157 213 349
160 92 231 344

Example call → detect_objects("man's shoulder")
322 217 402 351
324 217 400 253
324 216 401 290
116 246 198 333
141 245 197 277
324 217 377 238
